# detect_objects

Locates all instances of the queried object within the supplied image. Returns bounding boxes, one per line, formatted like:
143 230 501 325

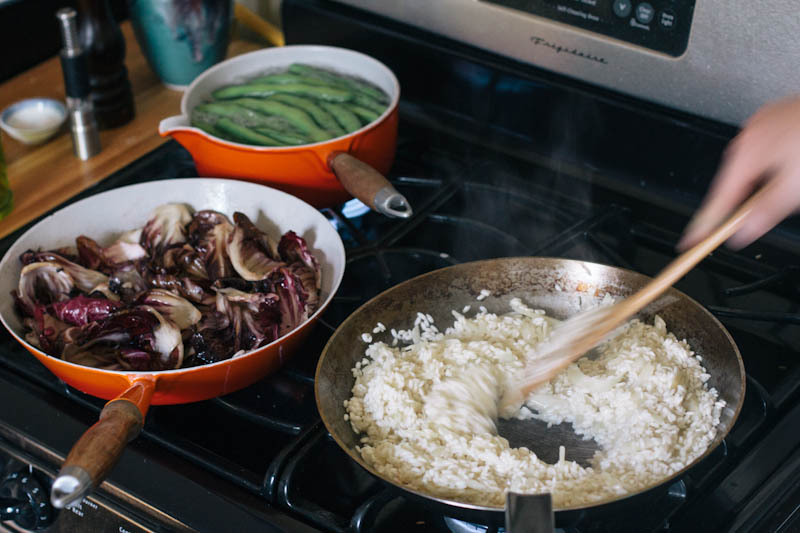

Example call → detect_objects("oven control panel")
483 0 694 56
0 443 158 533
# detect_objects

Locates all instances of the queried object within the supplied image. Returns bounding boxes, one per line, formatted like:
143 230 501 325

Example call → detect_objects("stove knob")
0 468 55 530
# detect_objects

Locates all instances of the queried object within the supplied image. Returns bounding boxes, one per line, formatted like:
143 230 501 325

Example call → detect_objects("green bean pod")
319 102 362 133
269 94 346 137
191 119 225 139
352 93 388 115
194 102 304 137
230 98 332 142
194 102 280 128
249 73 333 87
214 118 284 146
212 83 353 103
345 104 381 124
288 63 388 104
253 127 309 145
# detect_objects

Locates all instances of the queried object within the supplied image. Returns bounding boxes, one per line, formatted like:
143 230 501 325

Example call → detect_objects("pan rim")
0 177 346 377
314 256 745 514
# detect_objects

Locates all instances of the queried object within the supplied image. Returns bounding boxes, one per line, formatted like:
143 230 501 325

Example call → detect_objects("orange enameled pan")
0 179 345 509
159 45 413 218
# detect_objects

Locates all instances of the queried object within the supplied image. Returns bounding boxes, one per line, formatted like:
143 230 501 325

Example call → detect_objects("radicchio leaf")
49 294 121 326
142 306 184 369
76 236 105 270
287 263 319 312
136 289 201 330
62 345 125 371
17 262 75 315
77 236 148 272
24 251 108 294
117 347 153 371
77 308 154 348
23 318 41 349
75 306 184 370
88 282 121 302
161 244 208 279
140 203 192 255
109 265 148 303
187 210 235 280
148 273 213 305
190 322 233 366
61 343 150 371
104 240 148 265
222 288 279 349
20 248 79 266
118 228 142 244
228 212 284 281
23 310 70 354
278 231 321 289
272 267 309 336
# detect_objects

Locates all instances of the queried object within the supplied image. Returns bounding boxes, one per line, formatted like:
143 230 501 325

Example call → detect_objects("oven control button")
0 468 54 530
635 2 655 23
612 0 632 18
659 8 676 30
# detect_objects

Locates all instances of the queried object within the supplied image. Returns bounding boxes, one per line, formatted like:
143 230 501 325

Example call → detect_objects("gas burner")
443 517 575 533
324 248 457 326
723 265 800 297
444 516 503 533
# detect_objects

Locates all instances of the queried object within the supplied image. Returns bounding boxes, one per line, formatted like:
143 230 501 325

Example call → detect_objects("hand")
678 96 800 251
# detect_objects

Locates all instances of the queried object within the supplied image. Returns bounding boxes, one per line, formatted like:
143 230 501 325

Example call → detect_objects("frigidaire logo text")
530 36 608 64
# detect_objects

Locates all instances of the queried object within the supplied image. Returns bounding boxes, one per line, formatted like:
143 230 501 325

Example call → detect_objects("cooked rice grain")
345 298 724 508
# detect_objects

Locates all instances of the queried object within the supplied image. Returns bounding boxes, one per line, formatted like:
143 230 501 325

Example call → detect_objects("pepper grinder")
76 0 135 129
56 7 102 160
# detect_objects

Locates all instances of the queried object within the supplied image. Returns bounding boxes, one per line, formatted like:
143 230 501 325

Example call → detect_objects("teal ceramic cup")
128 0 233 90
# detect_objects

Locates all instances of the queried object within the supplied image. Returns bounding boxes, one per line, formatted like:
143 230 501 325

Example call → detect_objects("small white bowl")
0 98 67 145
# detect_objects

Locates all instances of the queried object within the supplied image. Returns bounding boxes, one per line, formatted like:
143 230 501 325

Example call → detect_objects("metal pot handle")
328 152 413 219
505 492 554 533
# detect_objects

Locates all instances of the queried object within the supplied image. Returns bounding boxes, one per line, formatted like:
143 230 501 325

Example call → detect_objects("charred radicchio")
14 204 323 371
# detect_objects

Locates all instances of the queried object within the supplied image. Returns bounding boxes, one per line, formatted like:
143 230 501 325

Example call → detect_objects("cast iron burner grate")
0 111 797 532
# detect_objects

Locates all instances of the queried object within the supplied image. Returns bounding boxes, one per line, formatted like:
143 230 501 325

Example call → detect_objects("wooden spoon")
502 184 771 409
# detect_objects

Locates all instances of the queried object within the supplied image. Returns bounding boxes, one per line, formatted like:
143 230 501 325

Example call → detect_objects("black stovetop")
1 116 799 532
2 1 800 531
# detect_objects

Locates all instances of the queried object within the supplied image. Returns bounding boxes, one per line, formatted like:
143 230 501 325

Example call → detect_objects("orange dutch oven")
159 45 413 218
0 179 345 508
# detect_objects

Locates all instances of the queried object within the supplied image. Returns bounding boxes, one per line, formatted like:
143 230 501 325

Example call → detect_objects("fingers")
677 134 770 250
726 170 800 249
678 96 800 251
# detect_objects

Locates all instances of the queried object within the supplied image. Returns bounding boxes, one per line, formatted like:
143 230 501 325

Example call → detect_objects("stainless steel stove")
3 1 800 531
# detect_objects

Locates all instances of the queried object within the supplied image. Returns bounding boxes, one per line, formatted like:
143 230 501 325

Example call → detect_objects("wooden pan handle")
328 152 413 218
51 379 154 509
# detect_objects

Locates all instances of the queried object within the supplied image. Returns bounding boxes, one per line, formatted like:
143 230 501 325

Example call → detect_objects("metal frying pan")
315 257 745 524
